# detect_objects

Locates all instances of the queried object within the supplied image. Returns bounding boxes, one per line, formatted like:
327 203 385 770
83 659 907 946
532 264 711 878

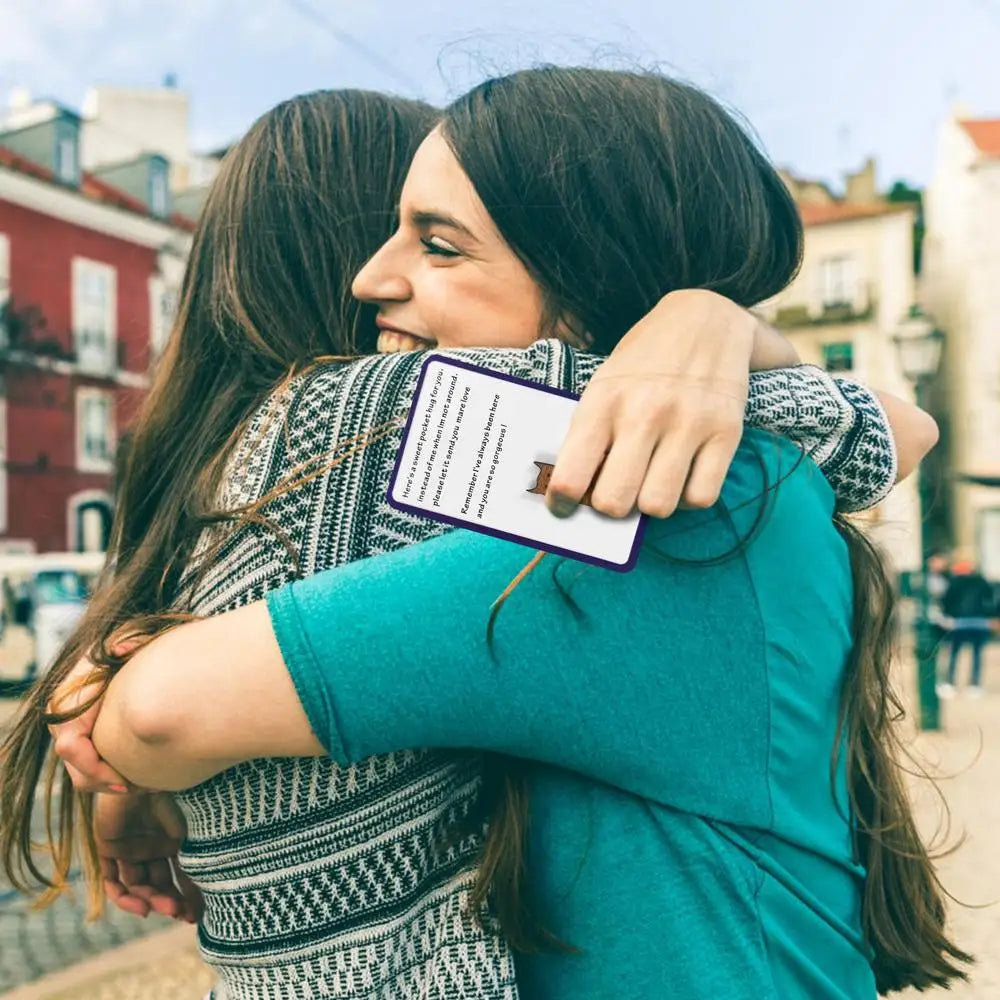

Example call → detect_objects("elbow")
895 409 940 483
114 672 187 751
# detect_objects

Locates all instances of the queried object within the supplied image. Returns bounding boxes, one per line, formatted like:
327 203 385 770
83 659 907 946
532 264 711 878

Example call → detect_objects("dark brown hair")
0 88 438 905
442 67 970 989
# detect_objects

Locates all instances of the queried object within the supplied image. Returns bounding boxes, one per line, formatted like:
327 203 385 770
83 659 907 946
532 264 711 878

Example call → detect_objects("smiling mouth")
376 330 437 353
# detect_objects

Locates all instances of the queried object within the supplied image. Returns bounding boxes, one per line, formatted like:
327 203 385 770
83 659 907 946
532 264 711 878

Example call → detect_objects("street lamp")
892 305 945 731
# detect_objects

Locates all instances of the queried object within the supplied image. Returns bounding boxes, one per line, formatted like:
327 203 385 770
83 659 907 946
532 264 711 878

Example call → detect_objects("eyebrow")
410 209 479 242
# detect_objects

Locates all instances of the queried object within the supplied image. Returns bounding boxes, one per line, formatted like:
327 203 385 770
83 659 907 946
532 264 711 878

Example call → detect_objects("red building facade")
0 106 192 553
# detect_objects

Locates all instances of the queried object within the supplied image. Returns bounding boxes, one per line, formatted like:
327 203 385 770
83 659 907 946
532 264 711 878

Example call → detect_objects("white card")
387 354 646 571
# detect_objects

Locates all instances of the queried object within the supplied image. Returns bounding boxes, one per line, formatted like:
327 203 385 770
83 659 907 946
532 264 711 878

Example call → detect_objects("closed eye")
420 236 461 258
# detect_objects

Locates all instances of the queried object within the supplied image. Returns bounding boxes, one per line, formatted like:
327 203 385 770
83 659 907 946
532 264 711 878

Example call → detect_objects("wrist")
748 314 800 371
655 287 756 361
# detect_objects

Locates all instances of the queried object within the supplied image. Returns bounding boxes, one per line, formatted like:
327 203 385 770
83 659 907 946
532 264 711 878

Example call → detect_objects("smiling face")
351 127 550 352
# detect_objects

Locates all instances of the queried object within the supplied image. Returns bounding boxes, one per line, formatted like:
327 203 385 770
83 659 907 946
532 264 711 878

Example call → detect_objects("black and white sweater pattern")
171 341 897 1000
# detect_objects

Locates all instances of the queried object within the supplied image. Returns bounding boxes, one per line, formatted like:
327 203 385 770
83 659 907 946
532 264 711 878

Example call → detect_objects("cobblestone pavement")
0 695 182 996
897 640 1000 999
1 926 212 1000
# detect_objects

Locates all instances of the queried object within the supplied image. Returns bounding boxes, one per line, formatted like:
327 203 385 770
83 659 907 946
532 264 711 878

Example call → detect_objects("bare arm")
874 388 939 483
91 607 315 791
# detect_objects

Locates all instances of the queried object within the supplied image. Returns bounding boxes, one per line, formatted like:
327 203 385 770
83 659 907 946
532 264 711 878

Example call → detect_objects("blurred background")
0 0 997 996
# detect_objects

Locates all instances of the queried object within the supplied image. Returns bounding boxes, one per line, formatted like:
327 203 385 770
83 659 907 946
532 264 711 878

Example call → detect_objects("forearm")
748 315 800 370
91 614 322 791
870 388 938 482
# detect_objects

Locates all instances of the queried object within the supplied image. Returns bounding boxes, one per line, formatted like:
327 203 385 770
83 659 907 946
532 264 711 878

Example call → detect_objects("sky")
2 0 999 190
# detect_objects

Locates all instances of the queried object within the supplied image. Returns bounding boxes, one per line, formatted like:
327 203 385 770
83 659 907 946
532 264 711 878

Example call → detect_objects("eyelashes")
420 237 461 258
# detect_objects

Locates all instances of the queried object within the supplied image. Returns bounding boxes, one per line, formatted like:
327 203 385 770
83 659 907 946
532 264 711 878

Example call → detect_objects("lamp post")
892 305 945 731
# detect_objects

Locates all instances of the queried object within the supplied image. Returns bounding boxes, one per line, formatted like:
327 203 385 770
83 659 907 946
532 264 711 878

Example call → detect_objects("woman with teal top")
31 69 968 998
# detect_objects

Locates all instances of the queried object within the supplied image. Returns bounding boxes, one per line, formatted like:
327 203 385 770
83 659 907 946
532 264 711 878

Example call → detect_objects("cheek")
430 270 545 349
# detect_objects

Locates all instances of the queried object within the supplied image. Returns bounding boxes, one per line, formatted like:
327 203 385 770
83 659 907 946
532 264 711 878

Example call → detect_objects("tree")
886 180 925 276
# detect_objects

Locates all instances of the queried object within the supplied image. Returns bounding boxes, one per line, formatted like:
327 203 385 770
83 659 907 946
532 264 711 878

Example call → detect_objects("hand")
95 792 203 923
548 289 765 519
48 654 135 794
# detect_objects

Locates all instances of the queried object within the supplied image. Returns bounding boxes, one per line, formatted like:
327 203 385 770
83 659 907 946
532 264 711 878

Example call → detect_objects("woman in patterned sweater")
12 82 937 998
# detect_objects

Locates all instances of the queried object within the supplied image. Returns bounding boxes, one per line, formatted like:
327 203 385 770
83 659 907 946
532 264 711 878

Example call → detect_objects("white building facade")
922 115 1000 579
759 167 924 572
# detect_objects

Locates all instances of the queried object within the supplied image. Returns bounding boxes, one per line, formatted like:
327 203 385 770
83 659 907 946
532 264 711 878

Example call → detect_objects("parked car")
0 553 105 685
29 568 90 677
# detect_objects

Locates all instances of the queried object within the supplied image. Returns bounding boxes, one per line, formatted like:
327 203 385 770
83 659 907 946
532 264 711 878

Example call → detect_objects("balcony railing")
770 285 876 329
74 332 117 376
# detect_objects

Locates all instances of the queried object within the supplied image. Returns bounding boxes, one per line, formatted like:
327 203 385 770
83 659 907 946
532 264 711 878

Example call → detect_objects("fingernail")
109 784 128 794
549 495 577 518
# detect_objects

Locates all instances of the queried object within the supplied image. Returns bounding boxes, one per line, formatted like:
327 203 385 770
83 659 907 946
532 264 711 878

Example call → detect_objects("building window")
822 341 854 372
72 258 116 373
818 255 859 309
76 388 115 473
56 135 78 183
67 491 114 553
150 169 169 218
148 277 179 356
0 232 9 348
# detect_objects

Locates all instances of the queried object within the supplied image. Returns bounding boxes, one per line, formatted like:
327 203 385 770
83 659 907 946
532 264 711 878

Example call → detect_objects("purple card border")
386 352 648 573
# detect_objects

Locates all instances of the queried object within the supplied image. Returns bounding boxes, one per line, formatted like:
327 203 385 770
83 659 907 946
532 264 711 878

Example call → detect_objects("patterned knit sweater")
171 340 896 1000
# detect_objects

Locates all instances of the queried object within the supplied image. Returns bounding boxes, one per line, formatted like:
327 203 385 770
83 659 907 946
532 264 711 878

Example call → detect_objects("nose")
352 240 411 304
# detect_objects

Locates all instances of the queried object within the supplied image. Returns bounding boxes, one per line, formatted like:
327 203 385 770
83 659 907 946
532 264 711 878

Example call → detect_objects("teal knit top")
266 430 877 999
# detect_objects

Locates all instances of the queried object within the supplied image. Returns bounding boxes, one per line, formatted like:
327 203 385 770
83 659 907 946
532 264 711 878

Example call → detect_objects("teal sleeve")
262 433 836 819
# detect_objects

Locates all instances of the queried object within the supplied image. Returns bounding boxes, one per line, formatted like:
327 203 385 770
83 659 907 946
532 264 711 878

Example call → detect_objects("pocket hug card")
387 354 647 571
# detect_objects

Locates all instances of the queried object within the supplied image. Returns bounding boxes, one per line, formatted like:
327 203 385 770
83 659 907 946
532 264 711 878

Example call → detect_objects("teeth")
377 331 433 353
377 332 403 353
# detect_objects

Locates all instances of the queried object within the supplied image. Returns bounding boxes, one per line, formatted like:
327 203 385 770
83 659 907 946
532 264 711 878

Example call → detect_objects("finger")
632 436 689 519
139 858 190 921
52 717 131 786
97 833 181 863
144 858 179 895
104 875 150 918
63 757 132 794
118 862 156 897
48 676 102 717
677 433 741 511
586 430 659 519
547 398 613 516
147 892 183 919
107 637 141 658
172 863 205 924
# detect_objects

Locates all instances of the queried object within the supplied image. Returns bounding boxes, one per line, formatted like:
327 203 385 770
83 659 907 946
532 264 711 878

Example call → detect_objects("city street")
898 643 1000 999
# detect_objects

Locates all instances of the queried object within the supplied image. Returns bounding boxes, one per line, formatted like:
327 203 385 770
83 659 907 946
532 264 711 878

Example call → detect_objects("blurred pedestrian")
926 551 952 650
938 559 997 697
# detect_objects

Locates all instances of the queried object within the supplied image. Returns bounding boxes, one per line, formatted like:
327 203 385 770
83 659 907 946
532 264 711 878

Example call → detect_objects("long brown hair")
442 67 970 989
0 89 438 904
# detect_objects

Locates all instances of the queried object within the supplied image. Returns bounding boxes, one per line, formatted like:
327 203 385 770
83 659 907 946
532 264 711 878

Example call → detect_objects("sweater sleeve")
568 353 896 513
741 366 897 513
264 435 832 815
